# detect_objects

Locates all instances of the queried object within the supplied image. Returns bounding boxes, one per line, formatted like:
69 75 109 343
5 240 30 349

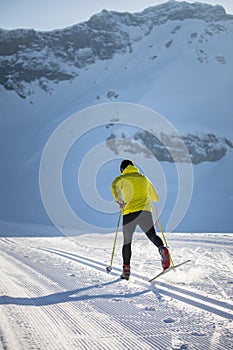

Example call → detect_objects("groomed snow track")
0 235 232 350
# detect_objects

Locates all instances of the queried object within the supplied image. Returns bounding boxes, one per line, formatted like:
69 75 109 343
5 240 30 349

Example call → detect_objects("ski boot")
120 264 130 280
159 246 170 270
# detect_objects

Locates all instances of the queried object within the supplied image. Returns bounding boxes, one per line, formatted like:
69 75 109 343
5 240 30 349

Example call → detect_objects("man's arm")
111 177 125 209
111 177 121 202
148 180 159 202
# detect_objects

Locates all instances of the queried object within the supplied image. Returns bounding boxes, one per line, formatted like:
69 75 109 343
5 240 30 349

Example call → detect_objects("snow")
0 231 232 349
0 5 233 346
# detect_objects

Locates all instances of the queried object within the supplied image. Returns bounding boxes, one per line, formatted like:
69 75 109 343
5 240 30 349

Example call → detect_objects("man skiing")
111 159 170 280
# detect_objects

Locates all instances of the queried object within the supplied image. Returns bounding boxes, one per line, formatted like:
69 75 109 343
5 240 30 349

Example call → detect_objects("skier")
111 159 170 280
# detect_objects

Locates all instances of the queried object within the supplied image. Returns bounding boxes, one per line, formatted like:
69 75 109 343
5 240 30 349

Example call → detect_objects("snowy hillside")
1 1 232 101
0 232 233 349
0 1 233 233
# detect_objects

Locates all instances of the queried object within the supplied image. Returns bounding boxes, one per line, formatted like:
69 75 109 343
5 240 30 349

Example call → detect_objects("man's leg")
122 212 138 265
138 211 170 269
121 212 138 279
138 211 163 247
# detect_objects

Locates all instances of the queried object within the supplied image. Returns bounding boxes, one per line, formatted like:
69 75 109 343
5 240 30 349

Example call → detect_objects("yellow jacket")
111 165 159 215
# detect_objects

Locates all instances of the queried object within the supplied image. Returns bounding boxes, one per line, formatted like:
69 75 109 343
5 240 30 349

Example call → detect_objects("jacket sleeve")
148 180 159 202
111 177 122 201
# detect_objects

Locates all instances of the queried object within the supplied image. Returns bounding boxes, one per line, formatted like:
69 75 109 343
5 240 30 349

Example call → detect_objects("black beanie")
120 159 134 172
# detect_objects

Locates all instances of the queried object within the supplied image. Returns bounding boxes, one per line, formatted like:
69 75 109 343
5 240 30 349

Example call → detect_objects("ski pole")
152 205 175 267
106 211 122 273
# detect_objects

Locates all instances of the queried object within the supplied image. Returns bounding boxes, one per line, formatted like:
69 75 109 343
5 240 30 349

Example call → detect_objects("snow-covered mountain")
1 1 233 103
0 1 233 233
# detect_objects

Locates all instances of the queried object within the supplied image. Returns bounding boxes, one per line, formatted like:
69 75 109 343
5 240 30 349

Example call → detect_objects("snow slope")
0 232 233 349
0 1 233 233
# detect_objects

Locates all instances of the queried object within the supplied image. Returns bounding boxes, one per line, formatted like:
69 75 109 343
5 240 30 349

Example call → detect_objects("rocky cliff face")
106 130 233 164
0 1 232 98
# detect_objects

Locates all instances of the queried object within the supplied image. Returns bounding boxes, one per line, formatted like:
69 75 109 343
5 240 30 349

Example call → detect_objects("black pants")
122 210 163 265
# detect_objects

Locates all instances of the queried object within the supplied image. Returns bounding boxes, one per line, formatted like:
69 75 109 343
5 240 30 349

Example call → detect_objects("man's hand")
116 199 125 209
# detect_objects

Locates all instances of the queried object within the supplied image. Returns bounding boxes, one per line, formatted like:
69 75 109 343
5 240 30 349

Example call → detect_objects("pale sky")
0 0 233 31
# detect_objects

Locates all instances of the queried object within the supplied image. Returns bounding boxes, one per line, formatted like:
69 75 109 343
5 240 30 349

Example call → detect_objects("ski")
149 259 191 282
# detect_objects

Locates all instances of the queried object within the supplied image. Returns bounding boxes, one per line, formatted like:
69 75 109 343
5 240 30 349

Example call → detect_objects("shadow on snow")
0 278 149 307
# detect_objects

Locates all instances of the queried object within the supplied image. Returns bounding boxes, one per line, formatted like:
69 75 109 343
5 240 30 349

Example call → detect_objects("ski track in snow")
0 233 233 350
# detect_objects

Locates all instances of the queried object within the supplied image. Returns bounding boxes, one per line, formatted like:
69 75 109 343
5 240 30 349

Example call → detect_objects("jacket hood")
122 165 139 175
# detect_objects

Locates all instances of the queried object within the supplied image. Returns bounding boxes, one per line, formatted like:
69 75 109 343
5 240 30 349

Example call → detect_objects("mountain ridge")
0 1 233 98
